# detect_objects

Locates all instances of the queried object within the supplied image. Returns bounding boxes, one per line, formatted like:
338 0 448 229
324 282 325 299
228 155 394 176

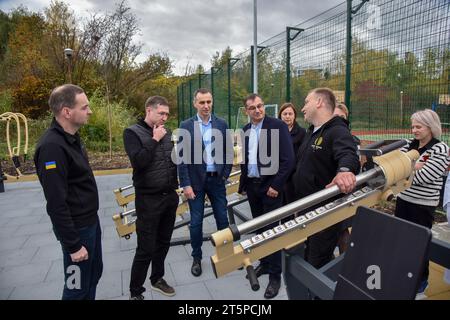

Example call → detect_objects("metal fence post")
286 27 304 103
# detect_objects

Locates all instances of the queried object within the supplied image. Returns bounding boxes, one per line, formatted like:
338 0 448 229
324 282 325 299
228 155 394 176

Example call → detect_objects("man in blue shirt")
238 93 295 299
177 88 233 277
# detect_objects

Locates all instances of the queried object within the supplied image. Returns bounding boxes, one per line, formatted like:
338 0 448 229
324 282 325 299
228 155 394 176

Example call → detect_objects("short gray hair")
48 84 85 115
411 109 442 139
310 88 336 112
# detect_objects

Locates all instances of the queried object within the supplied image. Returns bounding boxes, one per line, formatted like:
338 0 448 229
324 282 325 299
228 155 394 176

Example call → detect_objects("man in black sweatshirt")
123 96 178 300
292 88 360 269
34 84 102 300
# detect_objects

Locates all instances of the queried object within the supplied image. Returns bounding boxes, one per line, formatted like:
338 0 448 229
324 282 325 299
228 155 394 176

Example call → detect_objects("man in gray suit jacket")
177 88 233 277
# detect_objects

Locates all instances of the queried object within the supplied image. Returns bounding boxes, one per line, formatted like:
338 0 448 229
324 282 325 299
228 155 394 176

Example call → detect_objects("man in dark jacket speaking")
292 88 360 269
123 96 178 300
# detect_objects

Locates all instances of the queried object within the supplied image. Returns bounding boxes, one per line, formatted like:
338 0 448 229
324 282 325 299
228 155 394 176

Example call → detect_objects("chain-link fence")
177 0 449 143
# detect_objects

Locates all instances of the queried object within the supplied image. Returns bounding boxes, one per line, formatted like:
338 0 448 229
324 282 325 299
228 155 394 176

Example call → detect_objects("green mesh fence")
177 0 449 144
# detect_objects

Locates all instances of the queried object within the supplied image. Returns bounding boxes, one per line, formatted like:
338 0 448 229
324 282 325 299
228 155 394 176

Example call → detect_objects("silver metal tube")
121 208 136 218
229 170 241 178
119 185 133 192
237 167 383 235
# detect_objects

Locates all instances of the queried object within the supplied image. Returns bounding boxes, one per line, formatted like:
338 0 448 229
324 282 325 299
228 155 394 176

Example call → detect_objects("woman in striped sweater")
395 109 450 297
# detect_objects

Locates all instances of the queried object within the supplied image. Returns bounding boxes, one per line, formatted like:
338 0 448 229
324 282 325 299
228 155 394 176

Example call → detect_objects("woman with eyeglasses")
394 109 449 298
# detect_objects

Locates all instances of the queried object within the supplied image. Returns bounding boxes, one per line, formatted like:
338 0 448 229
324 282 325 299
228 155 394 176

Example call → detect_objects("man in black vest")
124 96 178 300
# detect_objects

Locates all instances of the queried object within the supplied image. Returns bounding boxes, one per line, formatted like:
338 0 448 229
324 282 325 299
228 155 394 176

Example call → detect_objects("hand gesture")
153 125 167 142
326 172 356 194
70 246 89 263
267 187 279 198
183 186 196 200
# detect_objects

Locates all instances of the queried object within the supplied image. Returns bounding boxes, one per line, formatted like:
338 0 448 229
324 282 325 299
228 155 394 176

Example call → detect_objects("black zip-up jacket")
34 118 99 254
292 116 360 199
123 119 178 194
290 121 307 156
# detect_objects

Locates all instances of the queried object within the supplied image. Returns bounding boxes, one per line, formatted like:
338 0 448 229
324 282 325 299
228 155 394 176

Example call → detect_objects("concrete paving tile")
169 258 216 286
119 236 137 251
5 215 42 227
0 287 14 300
96 270 123 300
0 261 52 288
31 243 61 263
101 237 123 254
204 273 287 300
102 250 135 273
165 244 191 264
23 233 58 248
38 215 51 224
15 222 52 236
44 259 64 283
102 225 120 239
0 247 38 268
0 235 29 252
0 225 19 239
9 280 63 300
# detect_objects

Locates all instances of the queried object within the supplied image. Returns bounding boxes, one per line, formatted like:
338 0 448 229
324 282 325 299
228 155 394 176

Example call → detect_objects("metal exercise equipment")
112 170 245 241
283 206 450 300
0 112 29 191
210 141 419 292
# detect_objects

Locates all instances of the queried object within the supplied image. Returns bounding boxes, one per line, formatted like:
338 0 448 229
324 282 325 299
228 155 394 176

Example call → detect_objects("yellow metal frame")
1 112 29 178
210 149 419 278
112 171 242 239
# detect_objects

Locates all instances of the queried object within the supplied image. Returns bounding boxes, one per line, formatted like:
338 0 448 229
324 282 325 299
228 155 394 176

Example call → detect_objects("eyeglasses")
246 103 264 111
198 100 212 105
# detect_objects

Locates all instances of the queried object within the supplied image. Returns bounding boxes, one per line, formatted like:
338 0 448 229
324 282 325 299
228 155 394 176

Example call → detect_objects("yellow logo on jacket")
311 136 323 151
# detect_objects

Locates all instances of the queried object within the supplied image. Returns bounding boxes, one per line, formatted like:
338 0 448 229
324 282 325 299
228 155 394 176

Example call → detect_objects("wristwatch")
338 167 350 173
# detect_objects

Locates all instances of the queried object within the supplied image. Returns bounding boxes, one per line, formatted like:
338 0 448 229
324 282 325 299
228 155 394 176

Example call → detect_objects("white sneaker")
415 292 427 300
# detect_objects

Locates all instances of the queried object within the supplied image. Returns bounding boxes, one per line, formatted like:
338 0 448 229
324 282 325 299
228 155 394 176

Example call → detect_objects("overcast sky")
0 0 344 75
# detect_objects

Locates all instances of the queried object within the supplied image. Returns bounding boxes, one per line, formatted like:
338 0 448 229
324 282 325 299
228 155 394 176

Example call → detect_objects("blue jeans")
188 175 229 259
60 220 103 300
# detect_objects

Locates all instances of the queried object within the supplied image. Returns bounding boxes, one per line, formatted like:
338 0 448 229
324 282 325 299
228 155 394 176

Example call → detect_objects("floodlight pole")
253 0 258 93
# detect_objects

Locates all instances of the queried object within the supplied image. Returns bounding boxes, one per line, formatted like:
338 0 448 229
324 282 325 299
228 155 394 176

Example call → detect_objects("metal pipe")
237 167 383 236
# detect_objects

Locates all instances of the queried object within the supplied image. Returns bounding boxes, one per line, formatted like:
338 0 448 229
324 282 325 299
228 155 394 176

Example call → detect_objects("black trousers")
246 179 283 280
129 190 178 296
395 196 435 283
305 223 340 269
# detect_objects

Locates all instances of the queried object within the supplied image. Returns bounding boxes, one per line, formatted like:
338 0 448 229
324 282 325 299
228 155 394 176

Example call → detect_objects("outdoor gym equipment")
210 140 419 292
0 112 29 190
112 170 243 240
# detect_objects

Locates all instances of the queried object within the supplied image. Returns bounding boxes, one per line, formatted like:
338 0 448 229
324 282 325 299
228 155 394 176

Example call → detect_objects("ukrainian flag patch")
45 161 57 170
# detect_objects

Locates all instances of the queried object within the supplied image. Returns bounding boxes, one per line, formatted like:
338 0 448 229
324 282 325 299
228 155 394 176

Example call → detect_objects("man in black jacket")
123 96 178 300
238 93 295 299
292 88 360 269
34 84 102 300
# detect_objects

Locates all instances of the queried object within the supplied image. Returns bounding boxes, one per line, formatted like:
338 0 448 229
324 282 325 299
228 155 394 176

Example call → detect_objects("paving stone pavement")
0 174 287 300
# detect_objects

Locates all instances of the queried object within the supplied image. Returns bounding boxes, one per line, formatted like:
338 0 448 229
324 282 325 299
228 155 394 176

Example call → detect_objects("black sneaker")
129 294 144 300
151 278 176 297
191 259 202 277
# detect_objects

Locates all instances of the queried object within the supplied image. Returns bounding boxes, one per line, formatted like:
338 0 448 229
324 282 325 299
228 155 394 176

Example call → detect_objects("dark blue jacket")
177 114 233 191
238 116 295 194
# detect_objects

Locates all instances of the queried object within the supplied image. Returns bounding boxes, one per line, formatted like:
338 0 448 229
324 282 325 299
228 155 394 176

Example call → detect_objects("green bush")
0 89 14 114
79 91 136 152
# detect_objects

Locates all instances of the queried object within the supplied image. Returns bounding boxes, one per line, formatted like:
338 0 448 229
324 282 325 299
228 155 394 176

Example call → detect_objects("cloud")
0 0 343 75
